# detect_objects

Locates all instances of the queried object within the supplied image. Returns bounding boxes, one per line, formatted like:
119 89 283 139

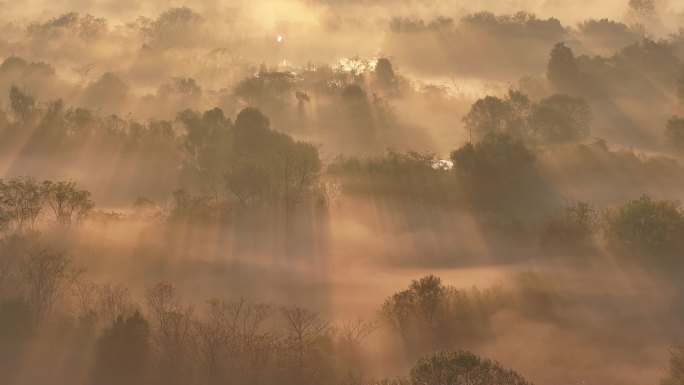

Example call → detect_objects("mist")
1 1 684 385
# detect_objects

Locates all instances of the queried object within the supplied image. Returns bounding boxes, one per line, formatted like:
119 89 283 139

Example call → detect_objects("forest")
1 0 684 384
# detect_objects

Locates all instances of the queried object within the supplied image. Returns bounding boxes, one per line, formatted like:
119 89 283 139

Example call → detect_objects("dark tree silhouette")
546 42 580 91
410 351 532 385
91 312 152 385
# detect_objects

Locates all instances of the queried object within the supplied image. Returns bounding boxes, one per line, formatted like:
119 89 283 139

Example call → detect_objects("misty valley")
1 1 684 385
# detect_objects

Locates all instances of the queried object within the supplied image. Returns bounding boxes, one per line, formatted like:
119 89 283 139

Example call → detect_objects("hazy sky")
2 0 680 26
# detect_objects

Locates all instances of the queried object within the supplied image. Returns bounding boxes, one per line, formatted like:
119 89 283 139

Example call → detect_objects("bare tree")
72 276 98 316
194 298 273 384
215 297 273 335
146 281 181 327
72 63 95 85
338 317 379 350
145 281 196 385
281 304 330 348
98 283 133 326
19 245 78 321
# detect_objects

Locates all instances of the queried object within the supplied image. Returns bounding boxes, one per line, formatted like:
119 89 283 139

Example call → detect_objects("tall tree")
546 42 580 91
19 245 76 321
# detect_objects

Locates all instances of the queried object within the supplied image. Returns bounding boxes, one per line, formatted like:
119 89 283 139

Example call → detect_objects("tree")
281 304 330 349
529 94 591 143
381 275 449 349
168 189 228 223
374 58 397 93
450 133 536 209
546 42 579 91
462 96 513 140
232 107 271 152
338 317 379 351
279 304 334 385
223 159 270 208
225 108 322 212
603 196 684 262
410 351 532 385
97 283 133 326
409 275 448 330
462 90 535 141
158 77 202 100
0 177 45 233
145 281 195 385
627 0 658 26
19 245 77 321
0 177 94 232
540 200 599 254
145 7 202 49
194 298 273 384
271 141 322 213
72 276 99 319
8 85 36 125
177 107 231 173
340 84 375 135
381 276 505 353
381 289 416 344
42 180 94 226
83 72 129 108
666 117 684 152
234 71 297 107
91 312 152 385
629 0 657 16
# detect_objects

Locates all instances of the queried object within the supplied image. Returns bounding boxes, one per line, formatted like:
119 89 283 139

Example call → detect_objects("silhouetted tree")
97 283 133 326
158 77 202 99
450 133 536 209
604 195 684 262
145 281 195 385
194 298 273 384
19 245 77 321
83 72 129 108
225 108 322 212
281 304 330 349
234 71 297 107
540 200 599 254
91 311 152 385
42 181 94 226
144 7 202 49
462 96 513 140
529 94 591 143
627 0 658 27
8 85 36 125
380 275 491 352
410 351 532 385
547 42 579 91
374 58 397 93
0 177 45 233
